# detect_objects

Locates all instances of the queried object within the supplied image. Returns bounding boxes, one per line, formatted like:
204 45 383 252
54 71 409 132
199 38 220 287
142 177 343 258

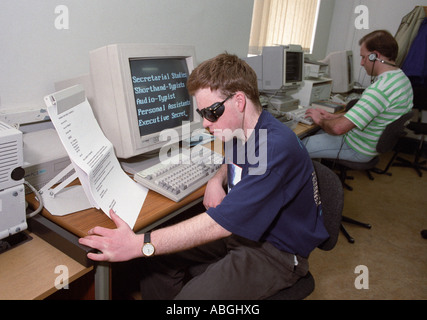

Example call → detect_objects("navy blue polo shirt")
206 110 329 258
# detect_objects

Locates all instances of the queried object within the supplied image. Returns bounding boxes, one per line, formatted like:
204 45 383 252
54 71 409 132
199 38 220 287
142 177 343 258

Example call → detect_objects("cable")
265 85 286 112
370 60 376 84
336 136 346 162
24 181 44 219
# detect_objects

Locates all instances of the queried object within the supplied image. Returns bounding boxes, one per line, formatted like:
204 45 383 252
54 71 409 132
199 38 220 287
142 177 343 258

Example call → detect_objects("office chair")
393 85 427 177
266 160 343 300
328 98 414 189
322 110 414 243
331 111 414 189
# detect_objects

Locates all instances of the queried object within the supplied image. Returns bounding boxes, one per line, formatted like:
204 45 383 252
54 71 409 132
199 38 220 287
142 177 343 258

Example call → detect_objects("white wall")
0 0 254 111
3 0 424 112
326 0 427 87
311 0 335 61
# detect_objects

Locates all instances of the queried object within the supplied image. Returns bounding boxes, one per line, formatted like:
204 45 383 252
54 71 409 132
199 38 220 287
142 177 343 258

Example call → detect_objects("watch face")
143 243 155 256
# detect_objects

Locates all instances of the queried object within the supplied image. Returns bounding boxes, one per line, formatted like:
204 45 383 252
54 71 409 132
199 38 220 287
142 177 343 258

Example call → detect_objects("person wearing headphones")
302 30 413 162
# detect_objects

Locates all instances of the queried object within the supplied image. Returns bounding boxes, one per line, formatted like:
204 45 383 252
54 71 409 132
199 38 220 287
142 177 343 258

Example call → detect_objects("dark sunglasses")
196 95 234 122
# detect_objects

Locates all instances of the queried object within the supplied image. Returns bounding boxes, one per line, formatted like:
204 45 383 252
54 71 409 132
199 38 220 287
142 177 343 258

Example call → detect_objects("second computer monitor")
244 45 304 94
262 45 304 92
321 50 354 93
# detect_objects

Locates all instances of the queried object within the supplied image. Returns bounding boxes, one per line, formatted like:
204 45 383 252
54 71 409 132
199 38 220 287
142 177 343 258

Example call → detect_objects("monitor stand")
263 93 300 113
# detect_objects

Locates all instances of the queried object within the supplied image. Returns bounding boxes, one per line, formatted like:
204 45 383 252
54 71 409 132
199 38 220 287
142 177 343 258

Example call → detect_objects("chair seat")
266 272 315 300
334 156 379 171
407 122 427 135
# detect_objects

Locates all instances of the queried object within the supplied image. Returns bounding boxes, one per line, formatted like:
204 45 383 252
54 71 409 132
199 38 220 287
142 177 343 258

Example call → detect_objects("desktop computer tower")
0 121 27 240
0 184 26 240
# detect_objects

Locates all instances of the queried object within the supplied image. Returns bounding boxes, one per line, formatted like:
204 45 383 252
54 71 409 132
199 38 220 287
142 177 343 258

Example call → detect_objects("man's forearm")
150 212 231 256
146 165 230 256
319 115 355 136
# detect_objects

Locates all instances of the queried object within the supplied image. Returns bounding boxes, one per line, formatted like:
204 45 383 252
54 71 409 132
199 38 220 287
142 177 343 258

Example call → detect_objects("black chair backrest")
312 161 343 251
345 98 359 111
376 111 414 154
412 85 427 111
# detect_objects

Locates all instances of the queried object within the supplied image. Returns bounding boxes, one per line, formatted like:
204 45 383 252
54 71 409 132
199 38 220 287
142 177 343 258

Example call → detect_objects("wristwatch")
142 232 155 257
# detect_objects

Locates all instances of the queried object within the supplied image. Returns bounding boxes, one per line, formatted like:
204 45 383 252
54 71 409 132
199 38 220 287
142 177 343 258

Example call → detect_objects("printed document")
44 85 148 228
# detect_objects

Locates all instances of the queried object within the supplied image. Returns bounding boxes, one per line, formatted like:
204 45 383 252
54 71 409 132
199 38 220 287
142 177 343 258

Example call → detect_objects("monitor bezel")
260 45 305 93
321 50 354 94
89 43 202 159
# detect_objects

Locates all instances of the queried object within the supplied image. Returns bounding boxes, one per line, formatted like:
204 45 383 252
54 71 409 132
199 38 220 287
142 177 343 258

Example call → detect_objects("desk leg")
92 198 203 299
94 262 110 300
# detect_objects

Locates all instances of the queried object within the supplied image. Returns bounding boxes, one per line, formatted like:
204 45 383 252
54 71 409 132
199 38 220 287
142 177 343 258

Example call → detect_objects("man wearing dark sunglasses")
80 53 328 300
195 94 233 123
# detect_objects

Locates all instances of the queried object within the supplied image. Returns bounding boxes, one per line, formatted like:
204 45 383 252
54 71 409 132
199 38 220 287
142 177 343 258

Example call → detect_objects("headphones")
368 53 396 67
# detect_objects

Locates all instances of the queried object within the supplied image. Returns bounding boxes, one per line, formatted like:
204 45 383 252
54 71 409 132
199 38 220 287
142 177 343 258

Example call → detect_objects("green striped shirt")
344 70 413 156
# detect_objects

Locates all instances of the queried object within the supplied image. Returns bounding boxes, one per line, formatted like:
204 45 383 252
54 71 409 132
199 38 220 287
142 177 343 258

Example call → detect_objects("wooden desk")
24 122 318 299
26 179 205 300
0 232 93 300
26 122 317 238
294 122 319 139
26 183 205 238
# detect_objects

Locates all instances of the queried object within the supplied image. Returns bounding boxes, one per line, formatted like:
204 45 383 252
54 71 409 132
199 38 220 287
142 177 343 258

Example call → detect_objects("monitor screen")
285 51 304 84
129 58 193 137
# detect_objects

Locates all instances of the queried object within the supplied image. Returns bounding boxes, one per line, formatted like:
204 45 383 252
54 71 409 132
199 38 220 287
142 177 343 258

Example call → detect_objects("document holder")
38 85 93 216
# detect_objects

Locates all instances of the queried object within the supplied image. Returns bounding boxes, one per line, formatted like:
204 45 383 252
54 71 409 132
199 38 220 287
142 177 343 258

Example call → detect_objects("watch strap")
144 232 151 243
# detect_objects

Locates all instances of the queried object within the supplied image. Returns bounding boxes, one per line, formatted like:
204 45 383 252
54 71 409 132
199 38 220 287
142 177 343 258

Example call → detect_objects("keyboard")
286 107 314 125
134 145 223 202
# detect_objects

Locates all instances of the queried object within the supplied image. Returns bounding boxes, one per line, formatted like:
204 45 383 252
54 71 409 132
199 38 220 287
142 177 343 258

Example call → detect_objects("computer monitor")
244 45 304 94
82 44 201 159
321 50 354 93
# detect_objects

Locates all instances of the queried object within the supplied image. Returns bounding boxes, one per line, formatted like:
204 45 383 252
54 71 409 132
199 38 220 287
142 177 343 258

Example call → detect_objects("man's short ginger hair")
187 53 262 110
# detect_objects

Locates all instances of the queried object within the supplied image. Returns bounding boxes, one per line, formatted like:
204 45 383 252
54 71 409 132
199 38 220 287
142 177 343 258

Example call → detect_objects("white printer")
0 121 26 240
